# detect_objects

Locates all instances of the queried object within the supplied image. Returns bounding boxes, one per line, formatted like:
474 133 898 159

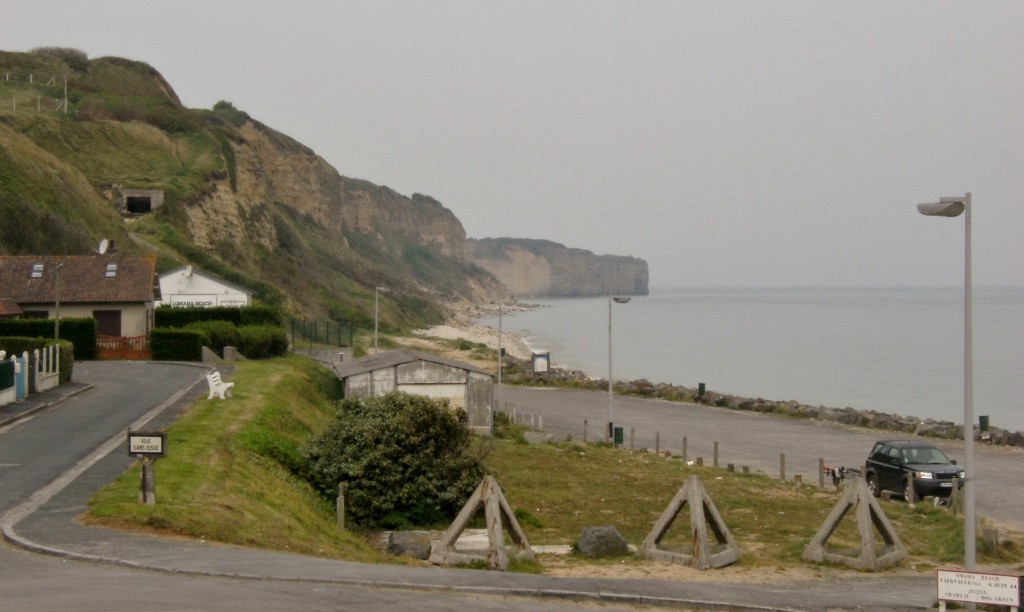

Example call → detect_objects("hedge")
0 318 97 360
237 325 289 359
155 304 284 328
151 328 208 362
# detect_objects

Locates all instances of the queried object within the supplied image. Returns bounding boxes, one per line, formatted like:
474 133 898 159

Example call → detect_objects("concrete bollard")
795 474 802 485
696 457 703 466
780 453 786 481
682 436 688 463
583 419 588 443
742 466 750 475
630 428 635 451
818 458 825 489
727 463 735 472
713 441 719 468
655 431 660 455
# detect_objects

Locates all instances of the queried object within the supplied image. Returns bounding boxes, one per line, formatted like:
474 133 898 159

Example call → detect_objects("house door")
93 310 122 337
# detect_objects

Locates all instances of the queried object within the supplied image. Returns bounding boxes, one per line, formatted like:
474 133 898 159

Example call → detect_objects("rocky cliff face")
465 238 648 298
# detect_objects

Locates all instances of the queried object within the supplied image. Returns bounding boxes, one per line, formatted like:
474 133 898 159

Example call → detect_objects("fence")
500 406 860 491
0 344 63 407
289 319 353 350
1 71 68 115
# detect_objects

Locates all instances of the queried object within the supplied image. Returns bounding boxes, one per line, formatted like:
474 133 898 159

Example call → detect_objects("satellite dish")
184 265 193 277
97 239 109 255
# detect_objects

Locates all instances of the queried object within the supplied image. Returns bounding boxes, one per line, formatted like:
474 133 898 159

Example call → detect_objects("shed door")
397 384 467 411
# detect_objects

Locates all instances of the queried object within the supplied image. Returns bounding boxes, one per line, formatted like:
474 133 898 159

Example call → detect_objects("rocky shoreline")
425 301 1024 449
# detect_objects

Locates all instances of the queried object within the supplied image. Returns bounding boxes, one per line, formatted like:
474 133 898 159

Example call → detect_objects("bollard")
539 415 543 430
727 463 735 472
795 474 802 485
742 466 750 474
630 428 635 451
696 457 703 466
818 458 825 489
583 419 588 443
337 483 348 529
713 441 719 468
780 453 786 481
655 431 660 455
682 436 688 463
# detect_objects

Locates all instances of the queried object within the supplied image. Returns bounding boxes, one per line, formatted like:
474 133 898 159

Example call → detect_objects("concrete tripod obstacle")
640 475 741 569
802 475 907 570
429 475 534 571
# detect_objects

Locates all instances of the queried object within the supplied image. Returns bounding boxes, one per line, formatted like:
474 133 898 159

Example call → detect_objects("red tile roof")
0 297 23 317
0 255 158 305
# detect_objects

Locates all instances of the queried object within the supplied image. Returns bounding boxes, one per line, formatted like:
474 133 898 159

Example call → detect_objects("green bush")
302 392 485 529
151 328 208 361
155 304 284 328
0 318 96 360
237 325 288 359
184 320 240 355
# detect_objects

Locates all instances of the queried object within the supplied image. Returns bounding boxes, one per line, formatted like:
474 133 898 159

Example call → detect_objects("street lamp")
54 261 65 342
917 192 974 571
374 286 388 353
608 296 631 443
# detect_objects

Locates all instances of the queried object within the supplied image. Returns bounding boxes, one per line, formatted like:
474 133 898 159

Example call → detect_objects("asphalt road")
500 385 1024 532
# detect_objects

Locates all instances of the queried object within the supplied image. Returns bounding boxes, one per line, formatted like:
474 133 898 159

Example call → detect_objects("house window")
31 263 44 278
105 263 117 278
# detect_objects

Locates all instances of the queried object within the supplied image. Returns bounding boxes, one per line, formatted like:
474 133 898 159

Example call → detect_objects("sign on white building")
157 266 255 308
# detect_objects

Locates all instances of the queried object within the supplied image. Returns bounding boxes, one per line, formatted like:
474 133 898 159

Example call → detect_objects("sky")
3 1 1022 289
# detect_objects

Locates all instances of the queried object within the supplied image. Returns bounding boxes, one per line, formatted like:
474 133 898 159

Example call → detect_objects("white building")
157 266 255 308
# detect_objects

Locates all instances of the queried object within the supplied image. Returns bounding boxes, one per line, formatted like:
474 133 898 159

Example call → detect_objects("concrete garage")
332 350 493 434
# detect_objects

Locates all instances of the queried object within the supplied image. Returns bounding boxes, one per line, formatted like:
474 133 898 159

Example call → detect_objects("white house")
157 266 255 308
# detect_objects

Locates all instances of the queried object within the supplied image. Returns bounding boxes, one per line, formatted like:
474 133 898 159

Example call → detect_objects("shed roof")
333 349 492 380
0 297 24 317
160 266 256 296
0 255 159 305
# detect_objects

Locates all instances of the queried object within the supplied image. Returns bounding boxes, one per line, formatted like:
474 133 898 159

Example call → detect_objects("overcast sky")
4 1 1022 288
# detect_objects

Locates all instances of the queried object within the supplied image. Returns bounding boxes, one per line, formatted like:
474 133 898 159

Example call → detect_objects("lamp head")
917 201 965 218
612 297 631 304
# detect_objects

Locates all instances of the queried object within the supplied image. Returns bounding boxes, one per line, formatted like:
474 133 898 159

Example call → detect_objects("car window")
887 447 901 463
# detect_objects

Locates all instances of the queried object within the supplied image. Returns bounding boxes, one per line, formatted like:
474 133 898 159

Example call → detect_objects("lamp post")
608 296 631 443
917 192 974 572
374 286 388 353
54 261 65 342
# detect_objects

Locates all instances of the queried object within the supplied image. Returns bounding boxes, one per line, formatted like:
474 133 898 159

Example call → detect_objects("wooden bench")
206 371 234 400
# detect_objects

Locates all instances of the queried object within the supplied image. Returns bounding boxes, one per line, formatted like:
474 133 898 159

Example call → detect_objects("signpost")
937 569 1021 610
127 431 166 505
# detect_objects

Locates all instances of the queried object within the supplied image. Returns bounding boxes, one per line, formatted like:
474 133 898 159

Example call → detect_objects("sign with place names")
127 431 166 457
937 569 1021 606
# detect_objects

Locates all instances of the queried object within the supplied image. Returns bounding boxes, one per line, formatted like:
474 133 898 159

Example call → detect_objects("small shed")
333 350 493 435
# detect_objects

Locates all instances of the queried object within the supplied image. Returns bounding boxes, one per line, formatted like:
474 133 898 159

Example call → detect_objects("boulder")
387 531 432 560
576 525 629 558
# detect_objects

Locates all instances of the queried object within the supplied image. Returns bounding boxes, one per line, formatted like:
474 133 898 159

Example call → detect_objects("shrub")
302 392 485 529
0 318 96 360
237 324 288 359
151 328 207 361
185 320 240 355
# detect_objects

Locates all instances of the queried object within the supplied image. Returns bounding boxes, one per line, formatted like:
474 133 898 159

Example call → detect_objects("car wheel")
868 473 881 498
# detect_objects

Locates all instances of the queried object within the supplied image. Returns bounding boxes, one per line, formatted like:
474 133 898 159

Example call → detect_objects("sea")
476 286 1024 433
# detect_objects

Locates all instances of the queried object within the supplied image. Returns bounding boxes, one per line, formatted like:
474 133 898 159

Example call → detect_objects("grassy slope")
86 355 1021 573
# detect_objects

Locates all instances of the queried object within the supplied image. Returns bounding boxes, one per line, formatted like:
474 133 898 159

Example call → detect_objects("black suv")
864 440 964 500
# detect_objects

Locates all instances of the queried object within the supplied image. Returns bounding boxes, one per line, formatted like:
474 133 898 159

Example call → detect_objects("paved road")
500 385 1024 532
0 362 998 610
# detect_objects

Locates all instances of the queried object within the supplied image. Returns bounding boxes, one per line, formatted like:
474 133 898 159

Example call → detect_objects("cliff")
0 48 647 324
466 238 648 298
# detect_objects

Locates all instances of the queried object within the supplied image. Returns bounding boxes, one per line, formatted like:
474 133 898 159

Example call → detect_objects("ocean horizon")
476 286 1024 432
